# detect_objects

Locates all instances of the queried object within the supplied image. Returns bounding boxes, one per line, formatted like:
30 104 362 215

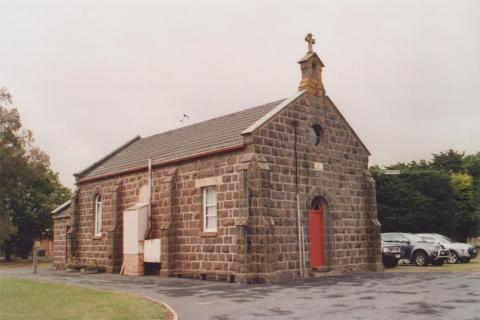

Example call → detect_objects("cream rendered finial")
305 33 315 53
298 33 325 96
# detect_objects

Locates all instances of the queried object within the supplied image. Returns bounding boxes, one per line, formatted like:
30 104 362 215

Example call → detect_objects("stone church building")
53 34 382 283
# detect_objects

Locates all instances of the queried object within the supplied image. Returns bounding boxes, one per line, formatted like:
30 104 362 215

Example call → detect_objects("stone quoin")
52 34 382 283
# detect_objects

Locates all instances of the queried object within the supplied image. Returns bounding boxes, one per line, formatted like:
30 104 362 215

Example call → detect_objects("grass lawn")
0 259 52 270
385 257 480 273
0 277 170 320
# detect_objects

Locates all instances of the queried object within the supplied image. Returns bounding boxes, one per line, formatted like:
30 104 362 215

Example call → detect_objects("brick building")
53 34 382 283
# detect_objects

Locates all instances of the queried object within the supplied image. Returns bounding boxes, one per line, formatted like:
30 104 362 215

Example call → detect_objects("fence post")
33 247 37 274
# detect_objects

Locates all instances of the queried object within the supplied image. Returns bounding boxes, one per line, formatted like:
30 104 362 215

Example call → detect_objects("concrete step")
310 268 341 278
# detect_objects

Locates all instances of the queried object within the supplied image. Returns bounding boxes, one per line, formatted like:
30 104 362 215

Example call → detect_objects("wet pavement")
1 267 480 320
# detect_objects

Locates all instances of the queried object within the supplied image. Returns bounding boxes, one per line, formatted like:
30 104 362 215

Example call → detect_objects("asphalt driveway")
1 267 479 320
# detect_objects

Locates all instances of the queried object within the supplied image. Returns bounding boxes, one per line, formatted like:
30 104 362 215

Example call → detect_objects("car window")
431 235 446 243
420 236 436 244
383 234 402 242
405 234 424 242
382 234 394 242
440 235 454 243
384 234 408 243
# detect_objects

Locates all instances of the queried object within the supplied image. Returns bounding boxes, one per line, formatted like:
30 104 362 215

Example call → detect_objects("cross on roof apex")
305 33 315 53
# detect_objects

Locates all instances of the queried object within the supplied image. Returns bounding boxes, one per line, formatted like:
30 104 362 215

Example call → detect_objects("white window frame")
203 186 217 232
94 194 102 236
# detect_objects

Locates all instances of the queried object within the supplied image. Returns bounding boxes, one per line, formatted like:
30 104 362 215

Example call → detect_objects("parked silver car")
382 233 450 266
416 233 476 264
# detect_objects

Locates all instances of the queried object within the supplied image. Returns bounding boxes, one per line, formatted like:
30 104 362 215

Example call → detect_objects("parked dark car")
381 242 404 268
382 233 450 266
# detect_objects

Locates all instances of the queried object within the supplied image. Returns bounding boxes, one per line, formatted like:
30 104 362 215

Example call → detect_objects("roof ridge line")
241 90 306 135
141 98 287 141
74 135 141 178
77 98 287 180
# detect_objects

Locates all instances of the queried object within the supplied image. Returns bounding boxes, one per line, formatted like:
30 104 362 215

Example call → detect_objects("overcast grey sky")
1 0 479 188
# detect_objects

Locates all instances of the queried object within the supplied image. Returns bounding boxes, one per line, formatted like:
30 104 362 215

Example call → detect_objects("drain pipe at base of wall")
296 194 304 278
300 197 307 275
65 188 78 267
65 225 70 266
145 158 153 239
109 182 121 273
293 121 305 278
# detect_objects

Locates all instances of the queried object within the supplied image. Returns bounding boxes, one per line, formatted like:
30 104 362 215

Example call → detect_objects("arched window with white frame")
94 194 102 236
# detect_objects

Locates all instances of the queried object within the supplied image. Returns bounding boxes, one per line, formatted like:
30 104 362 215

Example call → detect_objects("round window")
310 124 323 145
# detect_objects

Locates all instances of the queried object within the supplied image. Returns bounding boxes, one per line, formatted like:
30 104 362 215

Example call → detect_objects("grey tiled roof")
80 99 285 179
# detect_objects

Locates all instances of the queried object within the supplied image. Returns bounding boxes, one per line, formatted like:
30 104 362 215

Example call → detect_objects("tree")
463 152 480 237
0 87 25 254
0 87 71 260
372 150 480 241
464 153 480 177
0 215 16 247
374 169 456 236
431 149 465 173
450 173 477 241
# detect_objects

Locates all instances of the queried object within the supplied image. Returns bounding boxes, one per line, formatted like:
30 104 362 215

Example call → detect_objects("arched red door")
309 207 324 268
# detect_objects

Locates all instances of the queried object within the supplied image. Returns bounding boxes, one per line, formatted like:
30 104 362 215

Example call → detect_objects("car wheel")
413 251 428 266
447 251 459 264
461 258 471 263
432 259 444 266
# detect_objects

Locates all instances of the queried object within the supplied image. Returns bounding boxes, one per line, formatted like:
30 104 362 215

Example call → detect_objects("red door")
309 208 324 268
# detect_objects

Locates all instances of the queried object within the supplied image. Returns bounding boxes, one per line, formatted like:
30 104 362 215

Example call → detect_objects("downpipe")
65 225 70 266
146 158 153 239
296 194 304 278
293 121 305 278
301 204 307 275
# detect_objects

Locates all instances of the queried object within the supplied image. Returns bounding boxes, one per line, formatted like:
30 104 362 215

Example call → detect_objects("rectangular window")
95 196 102 236
203 186 217 232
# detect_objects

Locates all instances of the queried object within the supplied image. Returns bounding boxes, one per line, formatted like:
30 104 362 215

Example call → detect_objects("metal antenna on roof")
180 114 190 124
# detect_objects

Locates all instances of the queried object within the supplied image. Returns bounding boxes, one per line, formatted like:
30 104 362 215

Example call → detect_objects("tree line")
371 150 480 242
0 87 71 261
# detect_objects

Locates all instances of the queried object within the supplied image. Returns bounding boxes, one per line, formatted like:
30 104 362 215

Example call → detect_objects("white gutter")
51 200 71 215
241 90 306 135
